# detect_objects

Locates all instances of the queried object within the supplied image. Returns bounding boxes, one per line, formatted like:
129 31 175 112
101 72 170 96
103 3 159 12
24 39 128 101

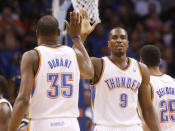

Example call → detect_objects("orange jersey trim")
151 74 165 77
72 49 80 73
137 62 143 81
34 48 41 79
106 57 132 71
91 59 105 87
27 120 31 131
41 45 64 49
90 85 96 123
149 82 154 101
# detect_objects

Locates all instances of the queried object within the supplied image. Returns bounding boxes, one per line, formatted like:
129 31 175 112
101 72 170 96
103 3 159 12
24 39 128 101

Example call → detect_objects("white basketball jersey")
150 74 175 131
91 57 142 127
0 98 13 111
28 45 80 119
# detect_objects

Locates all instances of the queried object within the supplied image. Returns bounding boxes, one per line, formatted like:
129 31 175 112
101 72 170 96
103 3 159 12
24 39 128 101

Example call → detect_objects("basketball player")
8 11 94 131
0 75 12 131
80 9 160 131
140 45 175 131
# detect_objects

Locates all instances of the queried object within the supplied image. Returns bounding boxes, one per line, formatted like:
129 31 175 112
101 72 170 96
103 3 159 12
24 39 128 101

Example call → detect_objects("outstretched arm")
8 50 37 131
138 63 160 131
0 103 11 131
80 8 99 43
65 11 94 79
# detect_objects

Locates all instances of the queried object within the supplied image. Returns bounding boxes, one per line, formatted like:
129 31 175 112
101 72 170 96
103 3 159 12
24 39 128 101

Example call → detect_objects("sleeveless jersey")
91 57 142 127
0 98 13 111
150 74 175 131
28 45 80 119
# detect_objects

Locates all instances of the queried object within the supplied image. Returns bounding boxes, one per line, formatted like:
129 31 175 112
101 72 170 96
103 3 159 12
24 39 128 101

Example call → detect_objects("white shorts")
27 118 80 131
93 125 143 131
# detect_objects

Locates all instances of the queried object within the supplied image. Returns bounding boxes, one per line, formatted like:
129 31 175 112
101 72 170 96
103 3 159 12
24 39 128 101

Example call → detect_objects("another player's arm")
138 100 151 131
65 11 94 79
8 50 37 131
0 103 11 131
139 84 153 131
138 63 160 131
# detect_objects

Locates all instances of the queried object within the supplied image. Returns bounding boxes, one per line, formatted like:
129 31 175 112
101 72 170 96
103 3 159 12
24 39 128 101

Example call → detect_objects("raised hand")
80 8 99 42
65 11 82 37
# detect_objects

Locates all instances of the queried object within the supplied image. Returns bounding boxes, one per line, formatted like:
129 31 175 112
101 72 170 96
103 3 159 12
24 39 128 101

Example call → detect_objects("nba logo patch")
133 67 136 72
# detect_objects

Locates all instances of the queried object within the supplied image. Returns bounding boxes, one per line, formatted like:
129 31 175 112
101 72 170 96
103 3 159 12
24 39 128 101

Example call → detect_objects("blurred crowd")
0 0 51 102
0 0 175 131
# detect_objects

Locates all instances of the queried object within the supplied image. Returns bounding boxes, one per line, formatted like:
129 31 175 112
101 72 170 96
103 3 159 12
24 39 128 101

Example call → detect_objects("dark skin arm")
140 84 153 131
138 63 160 131
90 57 102 83
8 50 38 131
0 103 11 131
73 40 94 79
65 11 94 79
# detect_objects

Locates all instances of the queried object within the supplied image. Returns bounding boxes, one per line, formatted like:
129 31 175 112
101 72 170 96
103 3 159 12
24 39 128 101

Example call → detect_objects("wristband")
71 35 80 40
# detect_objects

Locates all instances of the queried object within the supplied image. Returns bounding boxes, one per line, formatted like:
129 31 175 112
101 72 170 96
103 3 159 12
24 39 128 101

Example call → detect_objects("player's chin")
113 51 125 57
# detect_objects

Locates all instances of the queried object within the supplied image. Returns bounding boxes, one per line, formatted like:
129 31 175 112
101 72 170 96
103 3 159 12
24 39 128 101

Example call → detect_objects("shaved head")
37 15 59 36
109 27 128 40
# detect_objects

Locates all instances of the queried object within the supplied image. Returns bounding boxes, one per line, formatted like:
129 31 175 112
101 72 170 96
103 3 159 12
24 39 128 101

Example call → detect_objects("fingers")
77 12 80 24
64 20 69 30
80 8 89 20
67 11 82 36
80 15 82 24
84 9 89 19
70 12 75 26
70 11 81 26
92 22 100 30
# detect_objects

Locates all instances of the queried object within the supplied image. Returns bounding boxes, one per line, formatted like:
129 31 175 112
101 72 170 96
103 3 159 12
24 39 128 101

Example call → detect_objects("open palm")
80 8 99 42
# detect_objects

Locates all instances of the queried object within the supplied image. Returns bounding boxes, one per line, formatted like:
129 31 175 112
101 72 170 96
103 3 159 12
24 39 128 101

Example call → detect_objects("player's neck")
0 95 3 99
148 66 162 76
39 36 59 46
110 54 128 67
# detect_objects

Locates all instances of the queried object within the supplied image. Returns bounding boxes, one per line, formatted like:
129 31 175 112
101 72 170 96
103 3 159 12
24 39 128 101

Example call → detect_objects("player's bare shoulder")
22 50 38 62
0 102 11 122
138 62 150 79
21 50 38 72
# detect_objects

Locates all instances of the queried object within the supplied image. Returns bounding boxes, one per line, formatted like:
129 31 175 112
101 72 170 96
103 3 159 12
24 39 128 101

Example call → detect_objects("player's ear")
36 30 39 37
57 29 60 36
140 57 143 63
107 41 111 47
126 40 129 48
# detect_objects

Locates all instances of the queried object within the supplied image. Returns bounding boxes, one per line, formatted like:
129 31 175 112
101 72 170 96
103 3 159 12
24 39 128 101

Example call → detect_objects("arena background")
0 0 175 131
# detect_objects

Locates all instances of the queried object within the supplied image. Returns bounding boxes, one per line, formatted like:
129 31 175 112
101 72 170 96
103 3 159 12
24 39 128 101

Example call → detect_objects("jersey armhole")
137 62 143 81
149 83 154 101
33 49 41 78
90 58 104 86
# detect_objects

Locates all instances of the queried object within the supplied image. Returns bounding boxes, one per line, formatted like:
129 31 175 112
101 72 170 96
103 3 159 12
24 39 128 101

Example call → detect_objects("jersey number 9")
120 93 128 108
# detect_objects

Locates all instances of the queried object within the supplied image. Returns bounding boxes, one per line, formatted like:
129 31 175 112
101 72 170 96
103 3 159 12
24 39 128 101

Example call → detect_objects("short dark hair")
0 75 7 94
140 45 161 67
110 27 128 39
37 15 59 35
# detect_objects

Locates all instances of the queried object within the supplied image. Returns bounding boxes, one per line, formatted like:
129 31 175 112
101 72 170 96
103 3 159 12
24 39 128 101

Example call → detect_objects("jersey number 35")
47 73 73 99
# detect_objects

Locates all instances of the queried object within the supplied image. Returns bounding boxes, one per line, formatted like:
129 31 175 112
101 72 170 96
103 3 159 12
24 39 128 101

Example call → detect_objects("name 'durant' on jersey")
48 58 72 69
